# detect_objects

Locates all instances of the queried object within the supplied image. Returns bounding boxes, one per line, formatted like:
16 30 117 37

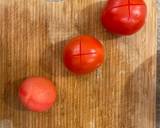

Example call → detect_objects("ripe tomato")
18 77 56 112
63 35 105 75
101 0 147 35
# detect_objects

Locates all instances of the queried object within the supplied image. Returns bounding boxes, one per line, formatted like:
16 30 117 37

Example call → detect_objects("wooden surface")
0 0 157 128
157 0 160 127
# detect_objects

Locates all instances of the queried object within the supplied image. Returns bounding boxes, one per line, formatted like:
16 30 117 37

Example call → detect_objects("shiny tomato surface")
101 0 147 35
63 35 105 75
19 77 56 112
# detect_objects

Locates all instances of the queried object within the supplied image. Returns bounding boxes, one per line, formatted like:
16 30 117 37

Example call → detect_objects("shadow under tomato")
52 39 71 77
75 1 121 41
39 44 53 76
4 78 27 111
40 39 73 78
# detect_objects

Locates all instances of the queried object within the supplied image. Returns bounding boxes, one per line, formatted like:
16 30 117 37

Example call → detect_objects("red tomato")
101 0 147 35
63 35 105 75
18 77 56 112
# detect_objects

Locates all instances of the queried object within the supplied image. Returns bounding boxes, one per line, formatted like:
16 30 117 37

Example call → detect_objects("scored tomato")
18 77 57 112
63 35 105 75
101 0 147 35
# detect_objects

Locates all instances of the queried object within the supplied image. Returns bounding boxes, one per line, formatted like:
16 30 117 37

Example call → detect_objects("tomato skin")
18 77 56 112
101 0 147 35
63 35 105 75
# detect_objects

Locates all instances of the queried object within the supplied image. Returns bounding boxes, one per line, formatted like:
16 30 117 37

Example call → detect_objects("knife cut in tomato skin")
63 35 105 75
101 0 147 35
18 77 57 112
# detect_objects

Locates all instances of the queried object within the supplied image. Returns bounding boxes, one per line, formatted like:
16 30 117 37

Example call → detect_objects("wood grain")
0 0 157 128
157 0 160 127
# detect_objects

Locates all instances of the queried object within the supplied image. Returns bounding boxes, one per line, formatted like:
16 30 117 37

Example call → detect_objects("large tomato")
63 35 105 75
19 77 57 112
101 0 147 35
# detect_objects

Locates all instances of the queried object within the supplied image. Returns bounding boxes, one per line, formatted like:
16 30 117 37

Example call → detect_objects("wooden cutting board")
0 0 157 128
